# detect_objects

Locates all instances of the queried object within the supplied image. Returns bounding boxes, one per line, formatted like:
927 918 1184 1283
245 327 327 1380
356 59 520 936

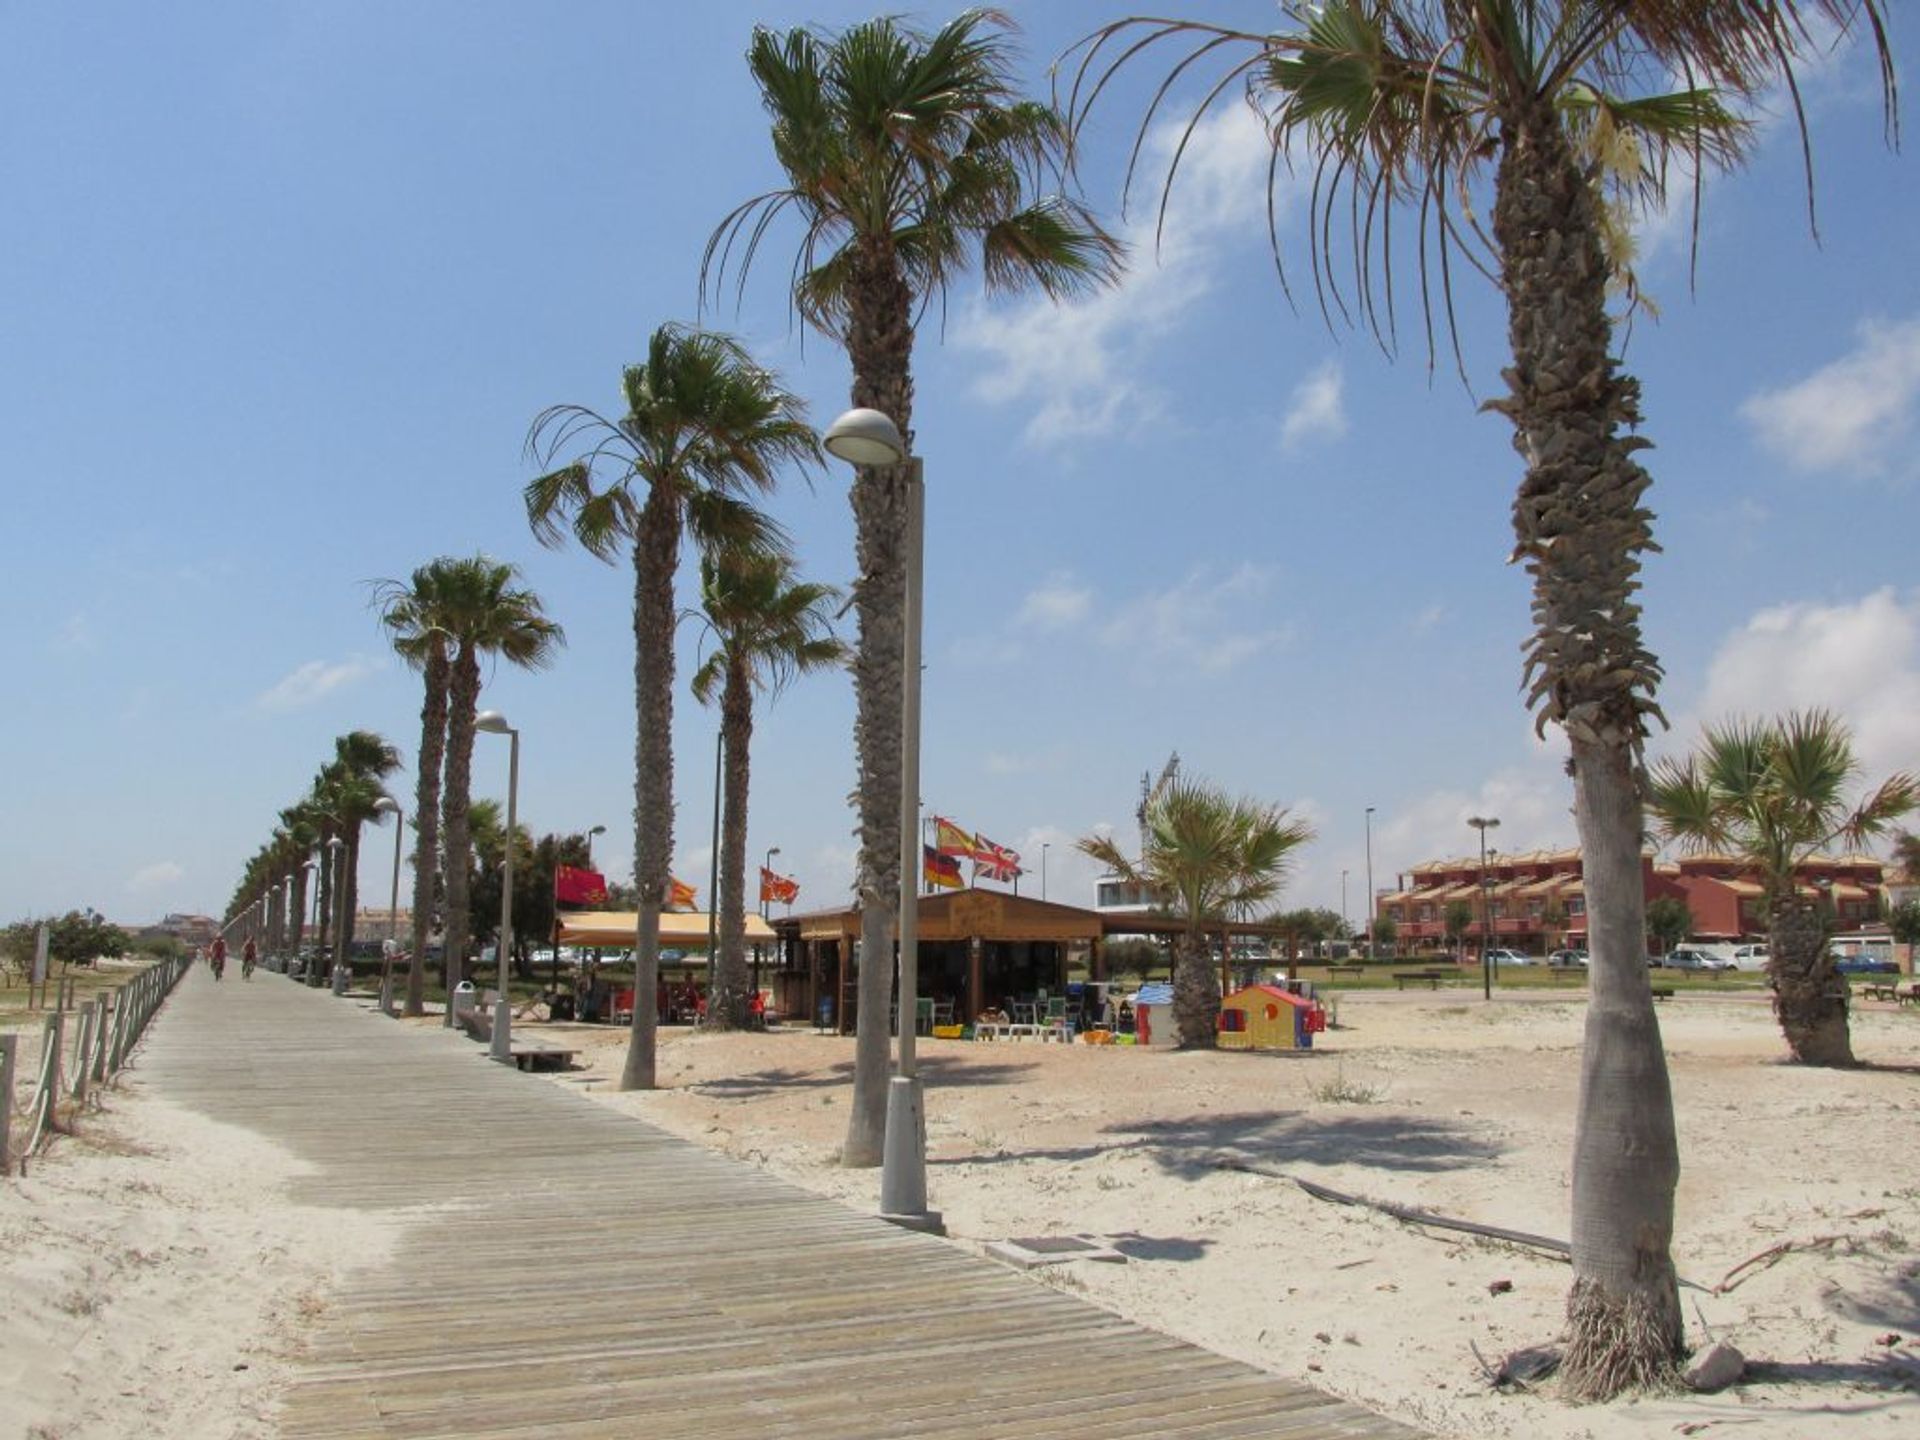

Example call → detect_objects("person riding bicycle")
241 937 257 980
209 934 227 981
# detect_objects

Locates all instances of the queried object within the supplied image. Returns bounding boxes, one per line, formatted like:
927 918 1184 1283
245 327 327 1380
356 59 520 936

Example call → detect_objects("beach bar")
771 890 1104 1031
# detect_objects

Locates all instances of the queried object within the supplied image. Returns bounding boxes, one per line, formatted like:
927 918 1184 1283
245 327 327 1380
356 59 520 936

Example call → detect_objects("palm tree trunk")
842 242 916 1168
621 490 680 1091
709 654 754 1031
1495 105 1682 1396
406 646 449 1016
288 865 309 968
1769 897 1852 1065
314 826 334 984
442 643 481 1001
1171 927 1219 1048
343 823 362 967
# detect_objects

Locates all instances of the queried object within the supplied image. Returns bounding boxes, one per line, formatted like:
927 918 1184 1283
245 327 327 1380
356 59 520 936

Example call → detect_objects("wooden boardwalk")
137 972 1418 1439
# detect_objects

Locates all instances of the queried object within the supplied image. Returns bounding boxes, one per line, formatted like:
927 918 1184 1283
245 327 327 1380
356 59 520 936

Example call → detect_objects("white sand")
542 991 1920 1439
0 1086 397 1440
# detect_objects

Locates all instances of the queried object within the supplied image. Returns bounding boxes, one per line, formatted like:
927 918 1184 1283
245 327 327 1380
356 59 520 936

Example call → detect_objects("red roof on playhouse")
1217 983 1326 1052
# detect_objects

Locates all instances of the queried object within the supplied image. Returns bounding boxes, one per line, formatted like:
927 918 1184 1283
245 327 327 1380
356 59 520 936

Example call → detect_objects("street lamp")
1042 842 1051 901
301 859 318 978
1364 806 1376 962
476 710 520 1063
586 823 606 865
1341 869 1349 943
823 405 935 1231
1468 815 1500 1000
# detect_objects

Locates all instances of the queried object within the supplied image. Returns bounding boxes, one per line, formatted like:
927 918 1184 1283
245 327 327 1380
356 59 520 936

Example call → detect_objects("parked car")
1484 948 1533 966
1547 949 1589 968
1731 944 1770 970
1670 946 1736 971
1661 951 1712 972
1835 954 1898 975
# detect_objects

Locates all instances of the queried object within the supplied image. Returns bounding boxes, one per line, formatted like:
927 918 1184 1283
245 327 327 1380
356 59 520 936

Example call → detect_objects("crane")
1137 751 1180 852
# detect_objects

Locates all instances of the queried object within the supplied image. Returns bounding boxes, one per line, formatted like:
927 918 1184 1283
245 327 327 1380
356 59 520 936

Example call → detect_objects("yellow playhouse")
1216 984 1326 1051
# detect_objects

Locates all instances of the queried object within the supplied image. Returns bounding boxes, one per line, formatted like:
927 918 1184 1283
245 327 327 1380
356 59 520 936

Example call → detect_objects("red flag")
554 865 609 908
924 845 963 890
933 816 981 858
759 867 800 905
668 876 698 910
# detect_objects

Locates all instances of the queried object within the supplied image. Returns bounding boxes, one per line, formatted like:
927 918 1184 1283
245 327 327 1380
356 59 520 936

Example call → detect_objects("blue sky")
3 2 1916 928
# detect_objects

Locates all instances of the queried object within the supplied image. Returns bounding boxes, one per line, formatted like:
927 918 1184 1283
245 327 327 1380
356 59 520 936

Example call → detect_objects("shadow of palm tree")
689 1056 1040 1099
933 1107 1500 1177
1743 1353 1920 1397
1108 1231 1213 1263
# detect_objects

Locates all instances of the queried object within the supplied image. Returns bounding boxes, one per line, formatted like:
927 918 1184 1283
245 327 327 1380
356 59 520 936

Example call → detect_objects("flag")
668 876 698 910
554 865 609 908
759 867 800 905
933 815 981 859
971 833 1022 884
924 845 963 890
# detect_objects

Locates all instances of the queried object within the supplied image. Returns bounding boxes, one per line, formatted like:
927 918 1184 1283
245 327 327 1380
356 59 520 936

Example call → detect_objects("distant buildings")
1376 848 1889 954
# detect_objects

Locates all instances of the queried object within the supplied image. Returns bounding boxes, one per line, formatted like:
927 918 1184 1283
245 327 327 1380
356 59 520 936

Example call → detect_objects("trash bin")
451 981 478 1025
816 995 834 1032
331 963 350 996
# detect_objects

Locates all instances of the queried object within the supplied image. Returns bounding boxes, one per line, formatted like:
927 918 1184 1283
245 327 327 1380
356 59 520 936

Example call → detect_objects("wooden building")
770 890 1105 1031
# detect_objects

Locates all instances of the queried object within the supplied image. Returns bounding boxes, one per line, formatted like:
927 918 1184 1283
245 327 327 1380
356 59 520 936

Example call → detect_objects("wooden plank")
135 972 1420 1440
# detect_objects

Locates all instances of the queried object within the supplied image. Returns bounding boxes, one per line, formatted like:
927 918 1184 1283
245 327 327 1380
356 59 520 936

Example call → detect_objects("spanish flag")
934 816 980 859
759 867 800 905
924 845 963 890
668 876 698 910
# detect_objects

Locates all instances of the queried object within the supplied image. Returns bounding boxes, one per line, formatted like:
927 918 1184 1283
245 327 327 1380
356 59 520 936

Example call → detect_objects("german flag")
924 845 963 890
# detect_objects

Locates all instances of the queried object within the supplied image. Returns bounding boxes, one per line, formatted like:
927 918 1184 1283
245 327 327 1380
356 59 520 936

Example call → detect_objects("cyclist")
209 934 227 981
241 937 257 981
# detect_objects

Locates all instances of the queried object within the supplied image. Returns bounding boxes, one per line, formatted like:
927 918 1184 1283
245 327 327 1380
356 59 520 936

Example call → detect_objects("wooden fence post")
93 993 112 1085
71 1001 94 1105
46 1008 66 1133
1 1034 17 1178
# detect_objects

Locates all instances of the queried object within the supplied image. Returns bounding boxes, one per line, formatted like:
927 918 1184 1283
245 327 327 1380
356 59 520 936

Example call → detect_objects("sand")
535 991 1920 1439
6 991 1915 1439
0 1087 397 1440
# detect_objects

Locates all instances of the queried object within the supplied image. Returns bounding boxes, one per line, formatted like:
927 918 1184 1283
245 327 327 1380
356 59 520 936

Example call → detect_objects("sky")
2 2 1917 930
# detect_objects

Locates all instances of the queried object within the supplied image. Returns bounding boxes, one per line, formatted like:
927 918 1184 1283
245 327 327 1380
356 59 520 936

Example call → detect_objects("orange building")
1375 848 1887 954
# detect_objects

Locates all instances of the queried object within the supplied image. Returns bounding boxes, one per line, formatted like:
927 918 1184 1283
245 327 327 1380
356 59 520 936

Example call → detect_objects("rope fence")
0 955 191 1178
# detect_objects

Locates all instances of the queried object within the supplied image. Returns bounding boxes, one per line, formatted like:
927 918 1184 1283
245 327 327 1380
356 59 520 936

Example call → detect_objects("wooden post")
71 1001 94 1104
1092 935 1106 983
0 1034 17 1178
967 936 984 1023
47 1008 65 1132
93 994 113 1084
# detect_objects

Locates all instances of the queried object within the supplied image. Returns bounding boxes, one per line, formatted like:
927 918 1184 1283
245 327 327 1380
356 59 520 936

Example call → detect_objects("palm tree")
1079 776 1313 1047
692 547 848 1029
278 801 321 964
714 10 1121 1165
526 324 814 1090
1892 831 1920 880
374 559 465 1016
1067 0 1895 1395
425 558 564 1002
329 730 403 969
1649 710 1917 1066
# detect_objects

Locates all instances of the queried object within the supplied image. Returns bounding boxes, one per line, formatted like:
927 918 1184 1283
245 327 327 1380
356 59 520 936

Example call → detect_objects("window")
1527 899 1544 918
1490 901 1506 919
1568 897 1586 917
1418 904 1434 922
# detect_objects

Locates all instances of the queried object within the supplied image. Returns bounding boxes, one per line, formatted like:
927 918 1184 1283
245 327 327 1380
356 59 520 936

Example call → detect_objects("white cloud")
1099 562 1292 675
1280 361 1347 450
254 655 379 712
1742 315 1920 474
52 612 96 654
958 104 1279 446
1016 573 1093 631
1374 746 1577 886
1679 587 1920 784
1411 603 1449 636
128 861 186 894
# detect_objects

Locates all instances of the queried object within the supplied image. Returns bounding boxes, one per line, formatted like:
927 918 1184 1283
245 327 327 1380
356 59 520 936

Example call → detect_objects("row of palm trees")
216 2 1897 1399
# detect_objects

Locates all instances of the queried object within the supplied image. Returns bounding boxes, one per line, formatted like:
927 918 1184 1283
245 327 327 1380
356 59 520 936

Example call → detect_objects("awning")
554 910 777 948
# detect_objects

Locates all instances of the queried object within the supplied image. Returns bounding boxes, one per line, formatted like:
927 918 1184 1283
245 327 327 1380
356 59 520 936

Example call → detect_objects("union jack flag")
971 835 1022 884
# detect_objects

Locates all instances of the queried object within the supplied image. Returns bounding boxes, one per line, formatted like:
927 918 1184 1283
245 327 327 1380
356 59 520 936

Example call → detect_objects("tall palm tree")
1080 777 1313 1047
1068 0 1895 1395
279 801 321 964
329 730 403 970
374 559 465 1016
1649 710 1917 1065
714 10 1121 1165
692 547 848 1029
424 559 563 1004
526 324 813 1090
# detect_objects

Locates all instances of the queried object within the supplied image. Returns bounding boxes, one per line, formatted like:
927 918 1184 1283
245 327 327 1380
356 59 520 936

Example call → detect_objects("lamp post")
476 710 519 1063
1469 815 1500 1000
824 405 936 1232
586 823 606 866
1364 806 1376 961
302 859 318 980
1341 869 1349 946
327 836 348 994
1042 842 1051 901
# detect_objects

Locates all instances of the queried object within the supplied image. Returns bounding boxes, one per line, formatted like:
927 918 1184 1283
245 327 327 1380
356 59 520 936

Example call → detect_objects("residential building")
1375 848 1888 954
